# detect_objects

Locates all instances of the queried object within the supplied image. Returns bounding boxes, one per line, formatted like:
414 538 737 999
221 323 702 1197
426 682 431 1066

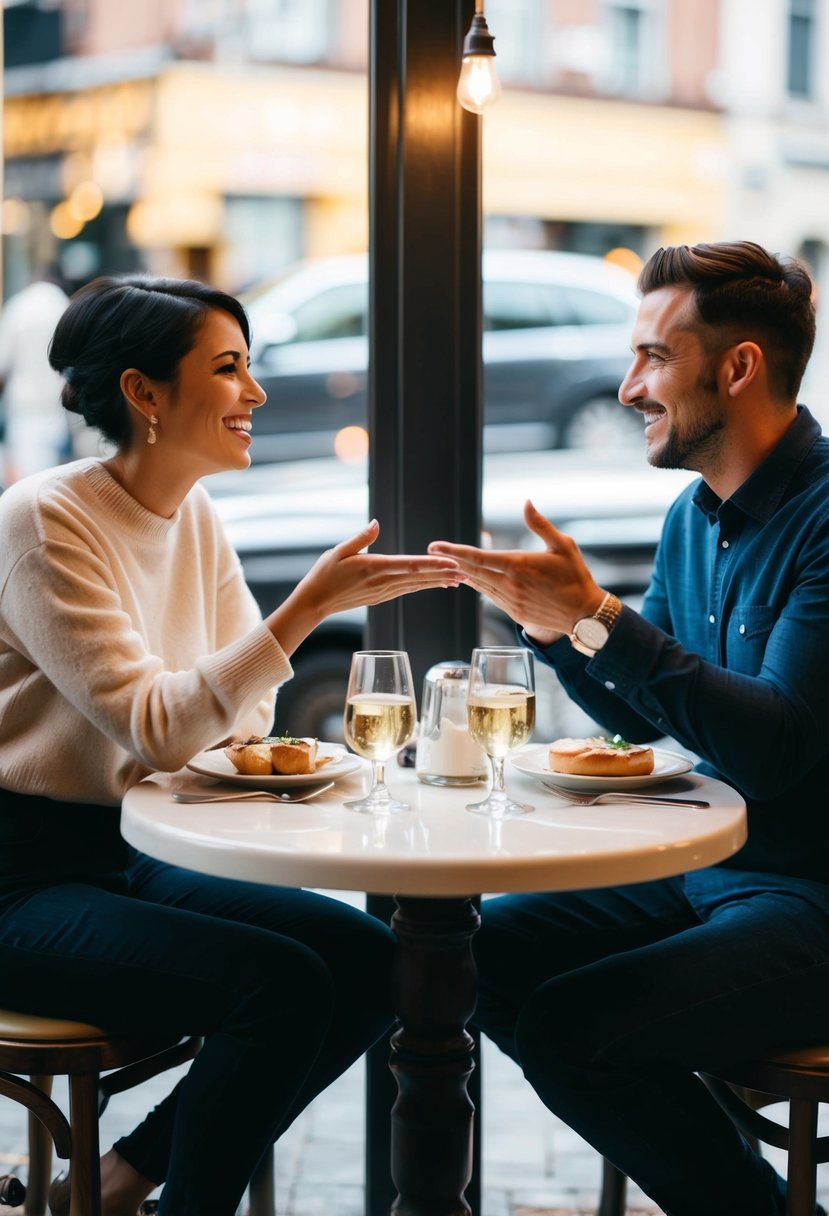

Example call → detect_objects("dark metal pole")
367 0 482 685
366 1 484 1213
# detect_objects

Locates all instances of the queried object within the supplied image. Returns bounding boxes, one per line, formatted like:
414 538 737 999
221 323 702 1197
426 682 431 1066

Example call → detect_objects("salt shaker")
415 661 488 786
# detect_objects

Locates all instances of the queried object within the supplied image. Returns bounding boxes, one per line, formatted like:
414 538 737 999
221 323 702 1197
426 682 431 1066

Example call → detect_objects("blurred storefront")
2 0 729 297
2 59 726 295
2 59 369 293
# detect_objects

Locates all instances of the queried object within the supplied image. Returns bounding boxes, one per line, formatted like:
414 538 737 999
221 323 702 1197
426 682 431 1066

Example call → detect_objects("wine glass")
343 650 417 814
466 646 535 818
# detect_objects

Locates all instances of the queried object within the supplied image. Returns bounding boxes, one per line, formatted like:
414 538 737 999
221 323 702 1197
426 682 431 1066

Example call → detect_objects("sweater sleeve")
0 486 292 776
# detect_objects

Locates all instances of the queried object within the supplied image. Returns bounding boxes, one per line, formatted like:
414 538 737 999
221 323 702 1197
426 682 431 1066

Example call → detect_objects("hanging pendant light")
457 2 502 114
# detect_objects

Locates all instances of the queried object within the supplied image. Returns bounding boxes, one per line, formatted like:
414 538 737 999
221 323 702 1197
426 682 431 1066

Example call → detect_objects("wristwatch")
570 592 623 657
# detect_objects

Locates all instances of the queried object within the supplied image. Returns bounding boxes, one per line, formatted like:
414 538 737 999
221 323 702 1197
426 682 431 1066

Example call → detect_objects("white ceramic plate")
186 743 362 788
510 744 694 792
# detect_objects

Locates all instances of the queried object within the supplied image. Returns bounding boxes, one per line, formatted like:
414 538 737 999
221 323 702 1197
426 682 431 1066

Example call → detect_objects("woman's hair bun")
58 368 84 418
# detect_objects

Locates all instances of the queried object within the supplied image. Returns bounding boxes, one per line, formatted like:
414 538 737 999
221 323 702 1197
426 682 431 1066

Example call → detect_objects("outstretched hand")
268 519 461 657
429 500 604 646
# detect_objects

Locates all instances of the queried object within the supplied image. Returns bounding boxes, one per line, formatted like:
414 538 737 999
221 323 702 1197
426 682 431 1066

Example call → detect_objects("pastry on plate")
548 736 654 777
224 735 324 776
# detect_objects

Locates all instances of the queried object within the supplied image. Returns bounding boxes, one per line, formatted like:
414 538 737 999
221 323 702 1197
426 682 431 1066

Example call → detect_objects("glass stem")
490 754 506 796
372 758 388 793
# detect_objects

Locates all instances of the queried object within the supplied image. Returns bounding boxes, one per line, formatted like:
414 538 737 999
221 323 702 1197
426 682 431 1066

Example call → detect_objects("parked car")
242 250 642 462
208 450 695 740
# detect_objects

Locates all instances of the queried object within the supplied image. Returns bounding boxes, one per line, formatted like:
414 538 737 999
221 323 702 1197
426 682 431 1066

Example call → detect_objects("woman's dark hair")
48 275 251 446
638 241 816 400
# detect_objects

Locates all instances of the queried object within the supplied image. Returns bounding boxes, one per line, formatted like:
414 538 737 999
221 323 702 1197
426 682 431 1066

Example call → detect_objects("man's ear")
119 368 157 414
722 341 763 398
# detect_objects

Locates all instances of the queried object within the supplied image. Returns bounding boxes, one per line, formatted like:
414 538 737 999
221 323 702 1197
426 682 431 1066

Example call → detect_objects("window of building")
787 0 817 99
484 0 550 87
600 0 665 99
244 0 337 64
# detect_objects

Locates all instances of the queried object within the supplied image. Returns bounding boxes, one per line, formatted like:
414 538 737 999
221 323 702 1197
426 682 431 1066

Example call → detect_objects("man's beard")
646 365 726 470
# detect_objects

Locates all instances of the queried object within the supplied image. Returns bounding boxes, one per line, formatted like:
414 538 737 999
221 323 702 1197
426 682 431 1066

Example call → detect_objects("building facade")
3 0 829 346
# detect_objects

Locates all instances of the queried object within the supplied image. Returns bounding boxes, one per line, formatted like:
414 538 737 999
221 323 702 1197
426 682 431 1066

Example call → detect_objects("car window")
484 281 567 331
558 286 633 325
291 282 368 341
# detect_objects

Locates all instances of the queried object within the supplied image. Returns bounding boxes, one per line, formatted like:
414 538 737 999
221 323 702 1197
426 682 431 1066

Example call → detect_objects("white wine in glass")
343 650 417 813
466 647 535 817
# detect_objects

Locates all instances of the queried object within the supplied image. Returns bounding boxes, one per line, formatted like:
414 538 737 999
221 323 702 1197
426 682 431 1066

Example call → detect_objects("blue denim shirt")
527 406 829 886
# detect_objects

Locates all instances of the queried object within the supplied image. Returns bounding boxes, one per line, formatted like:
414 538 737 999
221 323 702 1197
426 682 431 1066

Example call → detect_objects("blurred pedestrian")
0 273 70 485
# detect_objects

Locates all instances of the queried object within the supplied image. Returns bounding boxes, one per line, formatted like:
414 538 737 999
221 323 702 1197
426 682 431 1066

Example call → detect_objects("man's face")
618 285 726 472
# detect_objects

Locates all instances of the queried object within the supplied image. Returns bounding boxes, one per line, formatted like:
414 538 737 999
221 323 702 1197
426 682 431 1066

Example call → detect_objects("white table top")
121 757 747 898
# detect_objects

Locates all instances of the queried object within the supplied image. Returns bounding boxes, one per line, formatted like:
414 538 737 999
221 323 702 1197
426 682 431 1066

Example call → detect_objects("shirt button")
739 623 746 635
604 680 616 691
709 614 716 624
721 540 729 549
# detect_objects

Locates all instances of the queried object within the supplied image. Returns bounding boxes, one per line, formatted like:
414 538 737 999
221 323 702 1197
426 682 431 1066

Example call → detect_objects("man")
429 241 829 1216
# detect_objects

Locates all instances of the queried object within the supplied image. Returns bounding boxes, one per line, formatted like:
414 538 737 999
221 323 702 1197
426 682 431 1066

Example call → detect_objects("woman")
0 275 459 1216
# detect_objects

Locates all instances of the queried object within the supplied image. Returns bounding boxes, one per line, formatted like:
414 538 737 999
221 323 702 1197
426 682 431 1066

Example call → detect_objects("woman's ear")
722 341 763 398
119 368 156 414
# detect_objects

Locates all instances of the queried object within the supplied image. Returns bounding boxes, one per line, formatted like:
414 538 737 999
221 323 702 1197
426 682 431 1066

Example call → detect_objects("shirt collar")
692 405 822 524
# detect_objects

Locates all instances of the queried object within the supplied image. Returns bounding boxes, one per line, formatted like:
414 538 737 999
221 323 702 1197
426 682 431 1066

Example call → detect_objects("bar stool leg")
25 1075 54 1216
248 1148 275 1216
597 1158 627 1216
67 1074 101 1216
786 1098 818 1216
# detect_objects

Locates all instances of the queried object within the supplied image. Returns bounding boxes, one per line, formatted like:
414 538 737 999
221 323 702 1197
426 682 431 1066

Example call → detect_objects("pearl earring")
147 415 158 446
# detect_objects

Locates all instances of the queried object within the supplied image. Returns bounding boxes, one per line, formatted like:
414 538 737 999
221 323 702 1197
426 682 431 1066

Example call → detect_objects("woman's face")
151 307 266 476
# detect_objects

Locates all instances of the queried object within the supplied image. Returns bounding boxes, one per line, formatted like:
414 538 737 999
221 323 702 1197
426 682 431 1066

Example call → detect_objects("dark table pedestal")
388 896 481 1216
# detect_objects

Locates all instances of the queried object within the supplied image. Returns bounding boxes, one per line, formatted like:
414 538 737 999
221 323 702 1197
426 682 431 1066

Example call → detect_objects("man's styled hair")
638 241 816 401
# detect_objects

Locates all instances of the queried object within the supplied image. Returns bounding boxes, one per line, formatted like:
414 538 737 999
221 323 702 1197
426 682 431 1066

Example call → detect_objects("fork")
542 783 709 809
172 782 335 804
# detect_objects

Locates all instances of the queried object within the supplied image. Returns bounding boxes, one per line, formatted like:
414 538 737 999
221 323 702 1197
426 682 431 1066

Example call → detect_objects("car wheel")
274 647 353 742
561 397 642 451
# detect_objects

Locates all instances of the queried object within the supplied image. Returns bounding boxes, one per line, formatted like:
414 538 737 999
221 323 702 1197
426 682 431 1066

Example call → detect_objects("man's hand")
429 500 605 647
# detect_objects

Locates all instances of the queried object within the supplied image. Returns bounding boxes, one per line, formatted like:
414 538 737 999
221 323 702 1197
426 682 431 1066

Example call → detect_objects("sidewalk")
2 1035 827 1215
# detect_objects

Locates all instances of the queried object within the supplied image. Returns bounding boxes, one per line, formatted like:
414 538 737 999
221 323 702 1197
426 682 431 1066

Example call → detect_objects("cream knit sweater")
0 460 292 804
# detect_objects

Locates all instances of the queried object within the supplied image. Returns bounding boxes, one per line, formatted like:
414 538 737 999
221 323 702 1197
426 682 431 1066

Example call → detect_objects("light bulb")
456 55 502 114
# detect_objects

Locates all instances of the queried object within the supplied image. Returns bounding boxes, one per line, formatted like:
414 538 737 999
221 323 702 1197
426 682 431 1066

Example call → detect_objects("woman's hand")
267 520 460 657
429 500 605 647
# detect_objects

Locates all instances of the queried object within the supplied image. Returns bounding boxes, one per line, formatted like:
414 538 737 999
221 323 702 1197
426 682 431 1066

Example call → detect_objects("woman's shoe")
0 1173 26 1207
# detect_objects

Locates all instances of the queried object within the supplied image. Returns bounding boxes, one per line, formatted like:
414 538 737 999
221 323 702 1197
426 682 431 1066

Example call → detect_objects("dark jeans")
0 796 394 1216
472 867 829 1216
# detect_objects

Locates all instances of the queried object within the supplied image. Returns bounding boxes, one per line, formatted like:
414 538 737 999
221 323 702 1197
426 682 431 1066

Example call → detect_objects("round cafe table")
121 758 746 1216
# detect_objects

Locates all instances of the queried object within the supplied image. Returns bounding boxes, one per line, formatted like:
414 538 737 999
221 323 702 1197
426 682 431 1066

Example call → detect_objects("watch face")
574 618 609 648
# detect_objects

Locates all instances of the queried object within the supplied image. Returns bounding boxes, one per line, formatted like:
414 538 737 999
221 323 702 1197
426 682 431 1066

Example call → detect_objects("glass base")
417 772 485 787
344 792 410 815
466 793 534 819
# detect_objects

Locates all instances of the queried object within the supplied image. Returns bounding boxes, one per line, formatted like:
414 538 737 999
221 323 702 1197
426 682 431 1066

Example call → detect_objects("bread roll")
549 736 654 777
224 739 274 776
270 738 317 775
224 736 319 776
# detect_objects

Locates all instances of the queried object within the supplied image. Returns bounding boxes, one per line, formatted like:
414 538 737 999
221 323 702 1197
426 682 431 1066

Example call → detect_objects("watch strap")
593 591 623 632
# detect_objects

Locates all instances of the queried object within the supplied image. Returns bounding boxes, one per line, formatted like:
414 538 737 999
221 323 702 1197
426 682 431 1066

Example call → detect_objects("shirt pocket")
726 604 777 675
